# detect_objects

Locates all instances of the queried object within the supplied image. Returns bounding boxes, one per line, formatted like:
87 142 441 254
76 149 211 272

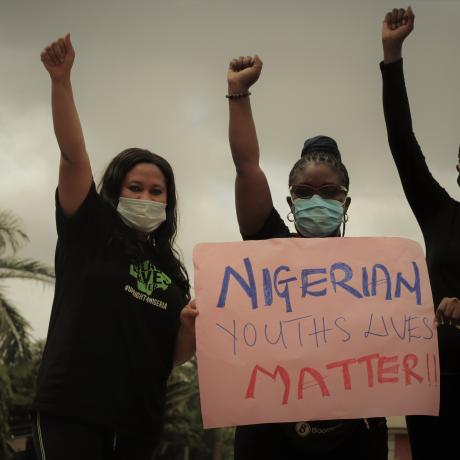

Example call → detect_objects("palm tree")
0 210 54 457
0 210 54 365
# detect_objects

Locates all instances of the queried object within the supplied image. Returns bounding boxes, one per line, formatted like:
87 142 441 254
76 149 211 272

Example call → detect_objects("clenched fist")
382 6 415 47
40 33 75 81
435 297 460 329
227 55 263 94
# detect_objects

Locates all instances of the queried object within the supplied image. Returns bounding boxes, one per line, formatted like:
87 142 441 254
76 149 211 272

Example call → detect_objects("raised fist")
436 297 460 329
227 55 263 92
382 6 415 46
40 34 75 81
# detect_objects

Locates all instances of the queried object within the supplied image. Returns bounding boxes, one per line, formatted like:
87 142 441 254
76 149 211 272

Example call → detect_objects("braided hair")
288 137 350 236
288 150 350 189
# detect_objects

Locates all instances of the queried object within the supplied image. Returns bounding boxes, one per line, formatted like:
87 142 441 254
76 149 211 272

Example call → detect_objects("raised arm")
381 7 449 221
41 34 92 216
382 7 414 64
227 55 273 236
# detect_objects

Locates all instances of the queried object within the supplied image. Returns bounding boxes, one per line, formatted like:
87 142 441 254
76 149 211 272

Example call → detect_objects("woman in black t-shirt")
31 34 198 460
381 7 460 460
226 56 387 459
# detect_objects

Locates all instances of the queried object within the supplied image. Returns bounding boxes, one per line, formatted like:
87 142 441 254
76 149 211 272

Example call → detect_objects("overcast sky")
1 0 459 340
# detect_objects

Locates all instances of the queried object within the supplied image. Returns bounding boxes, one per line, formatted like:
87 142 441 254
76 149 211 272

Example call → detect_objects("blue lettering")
422 317 434 340
262 268 273 307
282 315 312 347
243 322 257 346
371 264 392 300
406 315 421 342
330 262 363 298
217 257 258 309
362 267 370 297
301 268 327 297
364 313 389 338
264 322 287 349
390 316 406 340
395 262 421 305
308 317 333 348
274 265 297 313
216 320 237 355
334 316 351 342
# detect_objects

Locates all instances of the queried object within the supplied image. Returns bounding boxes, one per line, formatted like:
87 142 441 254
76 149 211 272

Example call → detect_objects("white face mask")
117 197 167 233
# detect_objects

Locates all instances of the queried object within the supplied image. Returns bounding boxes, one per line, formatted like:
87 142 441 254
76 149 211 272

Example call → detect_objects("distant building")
387 416 411 460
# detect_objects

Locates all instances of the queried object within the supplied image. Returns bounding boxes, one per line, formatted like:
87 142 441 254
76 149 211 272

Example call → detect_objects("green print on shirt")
129 261 171 296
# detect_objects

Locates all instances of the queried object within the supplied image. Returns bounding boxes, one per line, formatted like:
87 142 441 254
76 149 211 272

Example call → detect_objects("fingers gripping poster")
193 237 439 429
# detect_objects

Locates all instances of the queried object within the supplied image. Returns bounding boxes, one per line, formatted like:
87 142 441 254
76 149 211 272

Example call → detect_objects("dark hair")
288 151 350 189
98 147 190 302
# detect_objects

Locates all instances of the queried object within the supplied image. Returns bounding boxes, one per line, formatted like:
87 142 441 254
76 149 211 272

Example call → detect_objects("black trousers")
406 373 460 460
234 419 388 460
32 412 159 460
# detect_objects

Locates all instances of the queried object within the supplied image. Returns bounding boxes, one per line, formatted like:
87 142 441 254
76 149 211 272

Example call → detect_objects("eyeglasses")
289 184 348 200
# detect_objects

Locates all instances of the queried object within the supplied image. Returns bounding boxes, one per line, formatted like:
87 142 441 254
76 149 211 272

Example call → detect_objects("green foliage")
8 341 44 430
0 212 53 366
156 358 235 460
0 258 55 283
0 363 12 459
0 292 32 366
0 210 54 456
0 211 238 458
0 212 28 256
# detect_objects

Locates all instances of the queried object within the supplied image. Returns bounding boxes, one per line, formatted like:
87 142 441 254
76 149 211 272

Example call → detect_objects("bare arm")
41 34 92 216
227 55 273 236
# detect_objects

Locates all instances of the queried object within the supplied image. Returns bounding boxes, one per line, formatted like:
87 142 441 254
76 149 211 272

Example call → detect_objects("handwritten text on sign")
193 237 439 429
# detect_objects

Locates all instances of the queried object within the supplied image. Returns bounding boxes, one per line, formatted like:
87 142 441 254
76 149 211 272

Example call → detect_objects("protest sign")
194 237 439 429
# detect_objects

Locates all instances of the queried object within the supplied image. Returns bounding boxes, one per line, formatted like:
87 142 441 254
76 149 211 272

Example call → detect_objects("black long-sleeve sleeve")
381 58 460 375
381 59 450 231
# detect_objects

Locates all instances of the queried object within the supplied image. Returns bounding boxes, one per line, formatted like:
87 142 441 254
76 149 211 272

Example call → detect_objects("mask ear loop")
341 212 349 237
148 234 156 246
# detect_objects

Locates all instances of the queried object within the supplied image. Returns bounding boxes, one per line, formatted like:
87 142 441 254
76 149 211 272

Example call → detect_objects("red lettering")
377 355 399 383
426 353 431 385
245 353 426 405
403 354 423 385
326 358 356 390
433 354 438 384
245 365 291 404
357 353 380 388
298 367 330 399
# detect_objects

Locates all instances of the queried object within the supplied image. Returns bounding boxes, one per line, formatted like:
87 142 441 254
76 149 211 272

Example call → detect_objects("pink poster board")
193 237 440 429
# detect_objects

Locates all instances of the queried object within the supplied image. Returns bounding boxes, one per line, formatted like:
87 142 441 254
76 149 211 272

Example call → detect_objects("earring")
287 211 294 222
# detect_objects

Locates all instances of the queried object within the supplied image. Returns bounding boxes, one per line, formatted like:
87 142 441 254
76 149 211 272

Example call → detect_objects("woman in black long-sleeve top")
381 7 460 460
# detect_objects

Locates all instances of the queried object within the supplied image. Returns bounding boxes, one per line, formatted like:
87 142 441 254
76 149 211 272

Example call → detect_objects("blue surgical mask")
293 195 344 237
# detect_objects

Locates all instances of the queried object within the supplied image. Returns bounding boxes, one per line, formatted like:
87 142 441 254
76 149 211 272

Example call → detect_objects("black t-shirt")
238 209 385 455
32 183 186 434
381 59 460 375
